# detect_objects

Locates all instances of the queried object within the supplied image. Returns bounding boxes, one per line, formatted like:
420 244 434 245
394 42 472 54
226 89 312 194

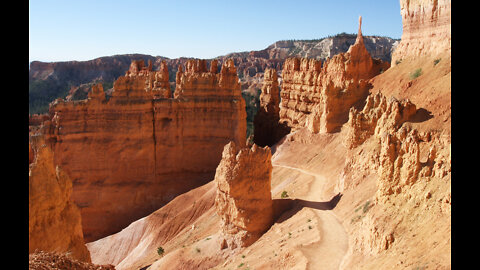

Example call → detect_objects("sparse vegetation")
195 247 201 253
238 263 244 268
362 200 372 213
434 58 441 66
308 225 313 230
395 59 402 65
281 190 289 198
157 246 164 256
351 215 363 224
410 68 422 80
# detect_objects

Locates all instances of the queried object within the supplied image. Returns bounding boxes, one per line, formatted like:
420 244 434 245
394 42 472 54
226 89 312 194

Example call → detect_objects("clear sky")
29 0 402 63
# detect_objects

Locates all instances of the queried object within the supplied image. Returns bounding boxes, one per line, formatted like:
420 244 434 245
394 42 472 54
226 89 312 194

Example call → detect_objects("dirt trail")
273 163 348 270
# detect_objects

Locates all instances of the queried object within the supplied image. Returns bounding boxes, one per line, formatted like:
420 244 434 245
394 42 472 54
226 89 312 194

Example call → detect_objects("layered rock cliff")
214 142 274 248
29 135 91 262
41 59 246 241
391 0 451 65
279 17 390 133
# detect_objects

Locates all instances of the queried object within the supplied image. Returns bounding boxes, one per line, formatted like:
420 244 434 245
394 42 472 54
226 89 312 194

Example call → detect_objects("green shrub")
434 58 441 66
157 246 164 256
281 190 289 198
362 200 372 214
410 68 422 79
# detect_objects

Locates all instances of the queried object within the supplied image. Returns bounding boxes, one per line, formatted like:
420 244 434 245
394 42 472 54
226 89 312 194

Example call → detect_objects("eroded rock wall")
42 59 246 241
214 142 273 248
29 136 91 262
342 90 451 256
279 17 390 133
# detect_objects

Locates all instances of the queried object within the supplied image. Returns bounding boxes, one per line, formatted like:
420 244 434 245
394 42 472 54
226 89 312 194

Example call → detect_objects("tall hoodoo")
280 17 389 133
214 142 274 248
42 58 246 241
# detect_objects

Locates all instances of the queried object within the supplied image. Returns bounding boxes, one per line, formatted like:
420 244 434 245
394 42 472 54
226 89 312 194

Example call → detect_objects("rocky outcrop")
280 17 390 133
29 251 115 270
377 125 450 199
29 135 91 262
41 59 246 241
345 92 417 149
344 90 450 197
391 0 451 64
253 68 290 146
342 88 450 256
214 142 273 248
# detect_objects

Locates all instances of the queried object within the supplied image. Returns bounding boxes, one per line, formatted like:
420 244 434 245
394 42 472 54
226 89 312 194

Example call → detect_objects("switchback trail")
272 163 349 270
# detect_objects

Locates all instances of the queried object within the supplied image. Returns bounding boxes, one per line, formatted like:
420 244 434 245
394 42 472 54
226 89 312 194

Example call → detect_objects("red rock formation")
279 17 390 133
253 68 290 146
345 92 417 149
174 59 241 99
42 59 246 241
29 136 91 262
214 142 273 248
391 0 451 64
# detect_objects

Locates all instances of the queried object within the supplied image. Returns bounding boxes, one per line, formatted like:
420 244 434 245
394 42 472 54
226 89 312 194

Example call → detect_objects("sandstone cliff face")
253 68 290 146
280 17 390 133
29 136 91 262
42 59 246 241
214 142 273 248
391 0 451 65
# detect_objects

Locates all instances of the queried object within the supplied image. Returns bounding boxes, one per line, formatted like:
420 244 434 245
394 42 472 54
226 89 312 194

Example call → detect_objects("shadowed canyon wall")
253 68 290 147
41 59 246 241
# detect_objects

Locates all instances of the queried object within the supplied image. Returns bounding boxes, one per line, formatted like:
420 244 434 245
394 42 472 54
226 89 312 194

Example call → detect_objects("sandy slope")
273 163 348 270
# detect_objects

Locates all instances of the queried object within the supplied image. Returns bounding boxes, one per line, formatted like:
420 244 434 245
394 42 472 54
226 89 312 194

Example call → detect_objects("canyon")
29 0 451 269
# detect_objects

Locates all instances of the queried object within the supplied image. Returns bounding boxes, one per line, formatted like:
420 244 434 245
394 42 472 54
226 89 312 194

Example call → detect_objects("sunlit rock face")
279 17 390 133
214 142 274 248
29 136 91 262
391 0 451 65
41 59 246 241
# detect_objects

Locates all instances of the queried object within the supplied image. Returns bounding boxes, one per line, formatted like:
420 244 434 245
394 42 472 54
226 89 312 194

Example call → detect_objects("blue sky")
29 0 402 62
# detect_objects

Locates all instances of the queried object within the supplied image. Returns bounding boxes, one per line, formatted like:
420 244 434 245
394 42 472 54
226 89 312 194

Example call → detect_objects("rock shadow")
272 193 343 224
408 108 434 123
